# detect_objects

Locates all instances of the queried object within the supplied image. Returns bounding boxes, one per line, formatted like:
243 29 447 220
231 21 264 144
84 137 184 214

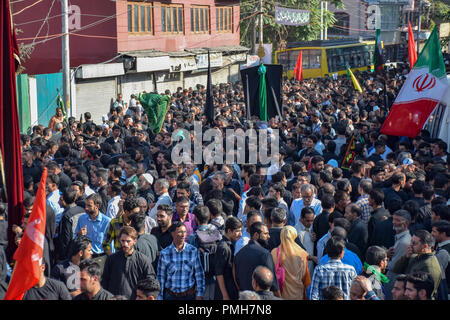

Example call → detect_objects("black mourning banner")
240 64 283 120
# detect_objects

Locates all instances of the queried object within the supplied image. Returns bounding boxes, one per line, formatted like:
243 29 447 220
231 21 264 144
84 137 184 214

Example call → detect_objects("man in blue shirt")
75 193 111 257
318 226 363 273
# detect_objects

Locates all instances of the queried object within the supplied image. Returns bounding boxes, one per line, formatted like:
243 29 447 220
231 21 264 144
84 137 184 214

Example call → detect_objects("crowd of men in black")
0 61 448 300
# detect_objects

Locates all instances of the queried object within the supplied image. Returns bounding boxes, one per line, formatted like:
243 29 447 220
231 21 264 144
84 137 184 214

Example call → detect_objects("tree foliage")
240 0 344 52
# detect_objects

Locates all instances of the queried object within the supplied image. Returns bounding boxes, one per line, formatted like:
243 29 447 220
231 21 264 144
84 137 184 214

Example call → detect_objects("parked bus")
274 39 376 79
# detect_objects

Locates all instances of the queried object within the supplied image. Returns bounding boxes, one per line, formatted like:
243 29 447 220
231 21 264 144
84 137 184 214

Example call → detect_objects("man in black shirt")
151 204 174 250
51 236 92 297
349 160 364 202
267 207 306 251
22 149 42 184
74 259 113 300
215 216 243 300
57 188 85 261
367 189 390 241
313 193 335 241
91 168 110 214
47 161 72 193
131 213 160 270
101 226 156 299
23 260 71 300
233 222 281 297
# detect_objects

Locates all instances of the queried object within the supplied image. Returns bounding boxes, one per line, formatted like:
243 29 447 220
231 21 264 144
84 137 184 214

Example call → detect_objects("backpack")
195 228 222 276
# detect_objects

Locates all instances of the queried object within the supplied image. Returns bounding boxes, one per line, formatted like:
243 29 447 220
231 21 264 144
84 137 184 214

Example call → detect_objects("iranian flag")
380 27 449 138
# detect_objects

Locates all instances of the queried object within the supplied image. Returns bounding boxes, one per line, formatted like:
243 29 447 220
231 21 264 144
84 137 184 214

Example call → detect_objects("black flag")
205 50 214 125
240 64 283 120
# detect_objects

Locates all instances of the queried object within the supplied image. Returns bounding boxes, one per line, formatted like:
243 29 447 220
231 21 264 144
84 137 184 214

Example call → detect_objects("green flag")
56 91 67 120
373 28 384 72
138 92 170 134
257 64 267 121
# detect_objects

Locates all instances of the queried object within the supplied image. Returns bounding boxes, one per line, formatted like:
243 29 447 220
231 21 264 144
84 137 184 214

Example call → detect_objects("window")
328 12 349 36
127 2 153 34
286 49 322 70
380 5 400 31
191 5 209 34
161 4 184 34
216 6 232 33
326 45 374 73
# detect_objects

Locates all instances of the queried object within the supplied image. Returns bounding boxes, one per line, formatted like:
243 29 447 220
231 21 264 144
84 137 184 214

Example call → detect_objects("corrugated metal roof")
121 45 249 58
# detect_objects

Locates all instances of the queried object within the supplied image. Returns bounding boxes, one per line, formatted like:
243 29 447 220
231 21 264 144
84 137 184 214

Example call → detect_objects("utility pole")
62 0 71 116
324 1 328 40
320 1 324 40
416 0 422 56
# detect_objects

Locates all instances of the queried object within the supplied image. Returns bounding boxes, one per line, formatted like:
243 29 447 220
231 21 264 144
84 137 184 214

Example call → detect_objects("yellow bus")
274 39 375 79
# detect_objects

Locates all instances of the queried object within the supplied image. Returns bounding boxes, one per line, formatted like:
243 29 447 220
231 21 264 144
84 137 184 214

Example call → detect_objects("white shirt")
105 195 121 219
267 161 285 182
295 221 315 274
84 186 96 197
149 192 173 220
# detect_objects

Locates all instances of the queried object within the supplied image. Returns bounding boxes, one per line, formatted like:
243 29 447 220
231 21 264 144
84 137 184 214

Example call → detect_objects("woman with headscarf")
271 226 311 300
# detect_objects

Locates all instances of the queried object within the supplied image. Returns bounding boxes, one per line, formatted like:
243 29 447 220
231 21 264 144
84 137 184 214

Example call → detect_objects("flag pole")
245 74 251 121
269 86 283 119
0 150 7 201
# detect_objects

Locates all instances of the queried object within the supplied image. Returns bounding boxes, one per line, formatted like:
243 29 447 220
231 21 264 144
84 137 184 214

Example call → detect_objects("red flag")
4 168 47 300
408 21 417 68
293 51 303 81
1 0 25 261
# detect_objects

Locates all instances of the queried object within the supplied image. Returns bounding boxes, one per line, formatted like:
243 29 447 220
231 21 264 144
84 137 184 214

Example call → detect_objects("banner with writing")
275 6 310 26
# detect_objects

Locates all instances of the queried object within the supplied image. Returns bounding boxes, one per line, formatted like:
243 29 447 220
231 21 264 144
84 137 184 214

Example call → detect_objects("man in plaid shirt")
309 236 357 300
102 197 140 255
157 221 205 300
356 180 373 224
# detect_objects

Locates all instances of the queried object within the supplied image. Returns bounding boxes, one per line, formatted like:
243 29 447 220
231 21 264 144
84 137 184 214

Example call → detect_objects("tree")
240 0 344 53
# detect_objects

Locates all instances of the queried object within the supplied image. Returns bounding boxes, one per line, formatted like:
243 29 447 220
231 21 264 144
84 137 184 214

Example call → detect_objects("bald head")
252 266 274 291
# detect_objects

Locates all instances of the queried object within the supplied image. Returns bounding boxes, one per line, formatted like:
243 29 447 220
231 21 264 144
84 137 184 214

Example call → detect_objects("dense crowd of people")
0 62 449 300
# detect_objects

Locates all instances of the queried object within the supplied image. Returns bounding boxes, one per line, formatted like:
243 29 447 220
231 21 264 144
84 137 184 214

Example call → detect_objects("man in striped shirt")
157 221 205 300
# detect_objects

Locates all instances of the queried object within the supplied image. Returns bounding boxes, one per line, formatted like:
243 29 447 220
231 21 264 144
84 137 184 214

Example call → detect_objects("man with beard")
102 226 156 299
233 222 281 297
75 194 111 257
404 272 435 300
391 230 442 299
214 216 243 300
384 210 412 299
103 197 141 256
150 204 174 250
